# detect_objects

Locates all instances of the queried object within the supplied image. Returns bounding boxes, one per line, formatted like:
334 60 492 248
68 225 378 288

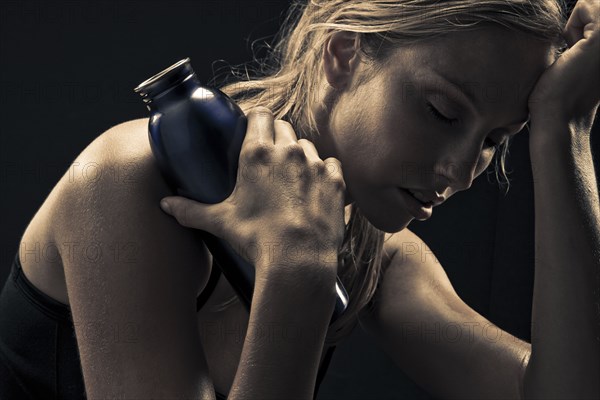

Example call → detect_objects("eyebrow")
430 70 530 127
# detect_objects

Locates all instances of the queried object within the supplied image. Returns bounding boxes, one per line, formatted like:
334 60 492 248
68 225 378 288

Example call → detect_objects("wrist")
529 105 596 140
233 264 337 400
254 242 339 284
255 260 337 296
250 264 337 342
528 116 592 157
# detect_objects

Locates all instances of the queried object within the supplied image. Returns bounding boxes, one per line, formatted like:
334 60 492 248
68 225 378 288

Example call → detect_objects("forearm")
228 266 337 400
524 121 600 399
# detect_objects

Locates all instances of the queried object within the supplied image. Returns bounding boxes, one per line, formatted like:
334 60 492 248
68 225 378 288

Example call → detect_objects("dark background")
0 1 595 399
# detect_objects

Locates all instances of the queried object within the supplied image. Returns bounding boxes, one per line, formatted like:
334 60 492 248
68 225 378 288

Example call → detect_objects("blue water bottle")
133 58 349 324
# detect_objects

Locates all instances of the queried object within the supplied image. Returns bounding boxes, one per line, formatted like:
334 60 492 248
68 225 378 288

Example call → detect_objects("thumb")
160 196 227 237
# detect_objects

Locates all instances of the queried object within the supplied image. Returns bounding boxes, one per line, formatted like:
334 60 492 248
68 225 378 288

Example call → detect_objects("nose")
435 133 492 193
437 159 479 192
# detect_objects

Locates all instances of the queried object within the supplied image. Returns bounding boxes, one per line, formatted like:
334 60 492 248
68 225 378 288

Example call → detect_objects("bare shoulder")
360 228 458 323
52 117 212 292
381 228 454 291
358 231 529 400
40 118 217 396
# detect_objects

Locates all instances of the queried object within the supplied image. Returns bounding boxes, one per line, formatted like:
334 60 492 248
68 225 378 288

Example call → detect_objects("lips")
404 188 446 207
397 188 432 220
406 189 433 207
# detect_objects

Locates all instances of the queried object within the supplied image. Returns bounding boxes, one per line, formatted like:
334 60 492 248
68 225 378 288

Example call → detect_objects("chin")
360 208 412 233
349 188 413 233
374 219 411 233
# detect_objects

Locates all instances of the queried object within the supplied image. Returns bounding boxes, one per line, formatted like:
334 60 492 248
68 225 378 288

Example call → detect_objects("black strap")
196 262 222 312
313 345 336 399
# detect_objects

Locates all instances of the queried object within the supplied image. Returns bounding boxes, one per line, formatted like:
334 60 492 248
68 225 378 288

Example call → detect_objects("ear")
322 31 361 90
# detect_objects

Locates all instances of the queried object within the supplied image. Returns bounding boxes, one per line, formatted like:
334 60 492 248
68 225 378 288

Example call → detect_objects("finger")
563 2 595 46
160 196 227 238
297 138 320 161
274 120 298 145
563 7 583 47
323 157 344 187
296 139 321 188
242 107 276 149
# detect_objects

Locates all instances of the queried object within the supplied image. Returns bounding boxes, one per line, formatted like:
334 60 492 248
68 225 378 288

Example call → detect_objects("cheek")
328 109 378 178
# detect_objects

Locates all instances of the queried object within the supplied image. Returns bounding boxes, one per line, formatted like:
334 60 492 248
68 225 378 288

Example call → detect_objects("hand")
159 107 346 278
528 0 600 135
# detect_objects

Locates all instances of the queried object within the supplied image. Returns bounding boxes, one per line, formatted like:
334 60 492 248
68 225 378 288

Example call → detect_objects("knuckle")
243 141 273 162
281 143 306 160
274 119 294 130
323 157 342 174
247 106 274 119
175 205 192 227
324 157 342 168
298 138 318 152
311 159 326 174
280 219 313 241
330 174 346 191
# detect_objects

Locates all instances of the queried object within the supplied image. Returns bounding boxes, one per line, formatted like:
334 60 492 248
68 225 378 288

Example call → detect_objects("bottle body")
134 58 348 323
136 59 247 203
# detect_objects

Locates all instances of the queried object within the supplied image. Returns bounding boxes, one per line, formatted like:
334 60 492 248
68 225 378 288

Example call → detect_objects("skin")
163 1 600 396
160 25 557 399
308 25 552 233
14 1 598 398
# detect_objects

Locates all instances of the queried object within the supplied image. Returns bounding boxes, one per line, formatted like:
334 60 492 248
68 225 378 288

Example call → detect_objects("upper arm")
53 120 216 398
359 229 531 400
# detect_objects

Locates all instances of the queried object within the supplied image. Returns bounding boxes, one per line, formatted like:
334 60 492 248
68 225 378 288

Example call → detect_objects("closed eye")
426 102 459 126
427 102 504 151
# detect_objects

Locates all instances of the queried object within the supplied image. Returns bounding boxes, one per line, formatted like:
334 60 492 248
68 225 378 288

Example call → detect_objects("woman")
1 0 598 399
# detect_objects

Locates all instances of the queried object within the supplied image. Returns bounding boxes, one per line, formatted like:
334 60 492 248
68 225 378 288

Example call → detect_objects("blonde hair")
209 0 568 346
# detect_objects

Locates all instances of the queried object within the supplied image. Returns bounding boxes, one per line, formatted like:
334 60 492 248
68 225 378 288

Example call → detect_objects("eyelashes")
426 102 502 151
426 102 458 126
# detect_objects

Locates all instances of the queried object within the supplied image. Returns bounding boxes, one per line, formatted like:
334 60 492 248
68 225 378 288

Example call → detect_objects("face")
311 26 554 233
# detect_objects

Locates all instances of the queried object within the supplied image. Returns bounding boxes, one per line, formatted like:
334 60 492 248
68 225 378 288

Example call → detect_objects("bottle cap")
134 58 195 102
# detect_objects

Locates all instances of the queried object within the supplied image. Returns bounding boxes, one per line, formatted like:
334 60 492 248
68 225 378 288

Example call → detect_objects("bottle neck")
134 58 200 112
144 74 199 112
